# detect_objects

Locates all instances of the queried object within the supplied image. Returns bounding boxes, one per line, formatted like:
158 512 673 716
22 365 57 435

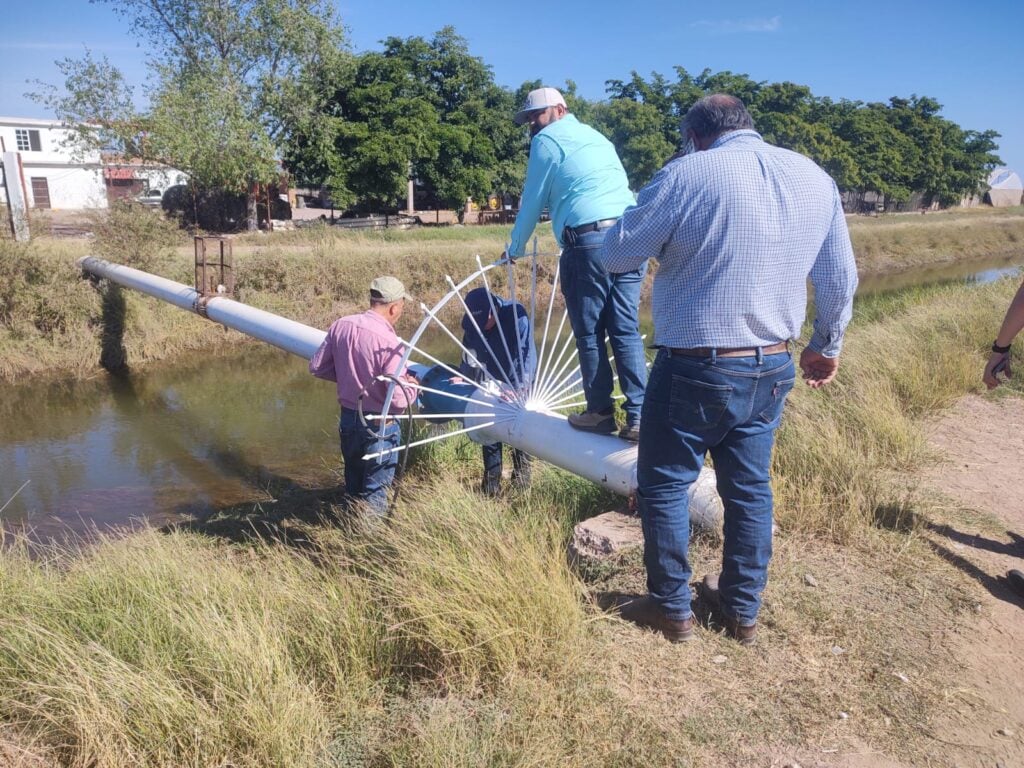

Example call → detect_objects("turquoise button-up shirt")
507 114 635 258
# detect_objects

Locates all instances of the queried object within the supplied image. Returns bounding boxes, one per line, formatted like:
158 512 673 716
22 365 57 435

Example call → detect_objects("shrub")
86 200 185 271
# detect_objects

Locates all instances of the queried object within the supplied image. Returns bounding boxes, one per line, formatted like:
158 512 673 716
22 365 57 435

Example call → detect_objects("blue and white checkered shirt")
601 130 857 357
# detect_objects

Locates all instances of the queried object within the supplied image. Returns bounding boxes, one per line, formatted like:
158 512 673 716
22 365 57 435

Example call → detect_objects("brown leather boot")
722 616 757 647
618 596 695 643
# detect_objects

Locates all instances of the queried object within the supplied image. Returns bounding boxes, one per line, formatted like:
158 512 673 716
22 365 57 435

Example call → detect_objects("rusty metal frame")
193 236 234 316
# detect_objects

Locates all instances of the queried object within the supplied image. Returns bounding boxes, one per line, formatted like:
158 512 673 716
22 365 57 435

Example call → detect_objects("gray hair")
680 94 755 139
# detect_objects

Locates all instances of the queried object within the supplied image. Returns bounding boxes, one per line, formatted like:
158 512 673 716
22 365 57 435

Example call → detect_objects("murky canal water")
2 255 1021 540
0 349 340 540
855 254 1021 295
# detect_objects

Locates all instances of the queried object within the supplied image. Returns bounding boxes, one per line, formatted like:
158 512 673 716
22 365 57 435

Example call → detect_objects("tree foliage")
33 0 345 229
38 17 1003 221
281 27 523 214
600 68 1001 205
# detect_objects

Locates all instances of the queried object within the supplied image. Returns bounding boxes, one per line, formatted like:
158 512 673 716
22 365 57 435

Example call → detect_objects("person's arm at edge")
308 326 337 381
600 164 677 274
801 186 858 388
507 136 558 258
983 278 1024 389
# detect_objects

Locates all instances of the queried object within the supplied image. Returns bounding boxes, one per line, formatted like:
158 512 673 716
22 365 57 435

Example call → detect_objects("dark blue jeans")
481 442 531 495
339 407 400 516
637 348 796 624
560 228 647 425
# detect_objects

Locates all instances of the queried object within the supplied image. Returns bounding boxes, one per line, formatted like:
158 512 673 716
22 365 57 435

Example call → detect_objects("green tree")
285 27 525 218
383 28 509 214
34 0 345 231
592 98 674 188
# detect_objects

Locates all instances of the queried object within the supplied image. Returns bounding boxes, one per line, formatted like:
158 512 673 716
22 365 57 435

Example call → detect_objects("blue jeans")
338 407 400 516
637 347 796 624
560 228 647 425
481 442 531 495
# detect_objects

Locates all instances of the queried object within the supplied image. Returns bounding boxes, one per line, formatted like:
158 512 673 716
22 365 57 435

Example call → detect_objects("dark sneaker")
618 423 640 442
568 410 616 434
1008 569 1024 599
722 615 757 647
618 595 695 643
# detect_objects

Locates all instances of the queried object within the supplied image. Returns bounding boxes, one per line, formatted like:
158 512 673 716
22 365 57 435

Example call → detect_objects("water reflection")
0 349 342 539
856 255 1022 296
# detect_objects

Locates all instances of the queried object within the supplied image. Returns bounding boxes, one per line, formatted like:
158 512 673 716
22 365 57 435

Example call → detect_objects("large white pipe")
77 256 326 358
76 256 724 529
474 401 722 529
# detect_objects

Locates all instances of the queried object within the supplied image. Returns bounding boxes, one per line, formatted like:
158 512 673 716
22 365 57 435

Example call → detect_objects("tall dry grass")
774 276 1020 540
1 273 1020 765
848 205 1024 272
4 205 1022 384
0 474 665 767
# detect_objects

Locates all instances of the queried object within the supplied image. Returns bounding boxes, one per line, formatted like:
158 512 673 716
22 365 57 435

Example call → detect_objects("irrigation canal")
2 254 1021 541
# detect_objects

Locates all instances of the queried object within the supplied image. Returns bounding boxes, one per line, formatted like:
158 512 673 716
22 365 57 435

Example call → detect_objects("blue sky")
2 0 1022 178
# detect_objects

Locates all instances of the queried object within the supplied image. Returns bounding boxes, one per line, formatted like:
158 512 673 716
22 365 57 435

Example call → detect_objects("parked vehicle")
134 189 163 208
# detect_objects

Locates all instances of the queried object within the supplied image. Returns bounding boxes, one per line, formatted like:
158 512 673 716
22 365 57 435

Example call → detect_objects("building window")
15 129 42 152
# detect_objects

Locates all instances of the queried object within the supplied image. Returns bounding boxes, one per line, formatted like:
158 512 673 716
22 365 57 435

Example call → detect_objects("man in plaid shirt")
602 94 858 646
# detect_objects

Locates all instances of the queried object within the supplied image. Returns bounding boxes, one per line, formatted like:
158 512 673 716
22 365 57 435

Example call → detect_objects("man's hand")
799 348 839 389
983 351 1012 390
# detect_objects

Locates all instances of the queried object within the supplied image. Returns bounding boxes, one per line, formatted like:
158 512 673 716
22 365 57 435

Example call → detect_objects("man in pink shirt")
309 276 417 516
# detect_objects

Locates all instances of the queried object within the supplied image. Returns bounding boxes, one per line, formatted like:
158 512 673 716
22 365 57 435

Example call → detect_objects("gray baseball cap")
370 276 413 303
514 87 567 125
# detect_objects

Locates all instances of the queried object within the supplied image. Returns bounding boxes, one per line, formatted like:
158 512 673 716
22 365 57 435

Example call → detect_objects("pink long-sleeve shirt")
309 310 414 414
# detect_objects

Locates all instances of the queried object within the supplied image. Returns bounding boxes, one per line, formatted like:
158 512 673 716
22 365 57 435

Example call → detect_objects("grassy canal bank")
1 205 1023 383
1 206 1024 765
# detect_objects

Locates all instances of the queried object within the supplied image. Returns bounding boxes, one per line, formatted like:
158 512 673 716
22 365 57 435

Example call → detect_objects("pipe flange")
195 295 212 318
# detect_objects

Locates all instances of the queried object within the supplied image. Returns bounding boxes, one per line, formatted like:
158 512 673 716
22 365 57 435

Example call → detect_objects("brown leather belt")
670 341 789 358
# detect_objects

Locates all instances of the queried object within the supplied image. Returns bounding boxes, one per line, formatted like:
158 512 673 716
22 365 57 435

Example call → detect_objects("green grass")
773 276 1020 541
0 480 664 767
2 276 1019 765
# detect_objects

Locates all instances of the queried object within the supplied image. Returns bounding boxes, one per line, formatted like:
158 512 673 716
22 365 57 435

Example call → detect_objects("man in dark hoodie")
458 287 536 495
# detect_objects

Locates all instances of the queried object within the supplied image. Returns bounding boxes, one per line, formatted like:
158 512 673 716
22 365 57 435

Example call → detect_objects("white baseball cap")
514 87 568 124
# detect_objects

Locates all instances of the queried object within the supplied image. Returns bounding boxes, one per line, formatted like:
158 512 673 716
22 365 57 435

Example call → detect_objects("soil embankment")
919 395 1024 768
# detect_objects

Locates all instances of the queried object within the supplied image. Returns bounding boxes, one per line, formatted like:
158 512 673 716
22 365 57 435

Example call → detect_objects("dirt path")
918 394 1024 768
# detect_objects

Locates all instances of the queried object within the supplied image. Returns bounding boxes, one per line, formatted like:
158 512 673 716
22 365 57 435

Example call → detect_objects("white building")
0 116 186 210
0 116 107 209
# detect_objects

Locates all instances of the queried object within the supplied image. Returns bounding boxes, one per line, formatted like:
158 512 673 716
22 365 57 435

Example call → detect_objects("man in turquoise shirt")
506 87 647 440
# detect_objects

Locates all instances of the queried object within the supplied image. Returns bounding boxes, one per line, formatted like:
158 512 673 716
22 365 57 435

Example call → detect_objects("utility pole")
1 139 31 241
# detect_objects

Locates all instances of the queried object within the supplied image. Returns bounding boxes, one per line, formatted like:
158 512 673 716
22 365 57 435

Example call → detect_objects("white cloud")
690 16 782 34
